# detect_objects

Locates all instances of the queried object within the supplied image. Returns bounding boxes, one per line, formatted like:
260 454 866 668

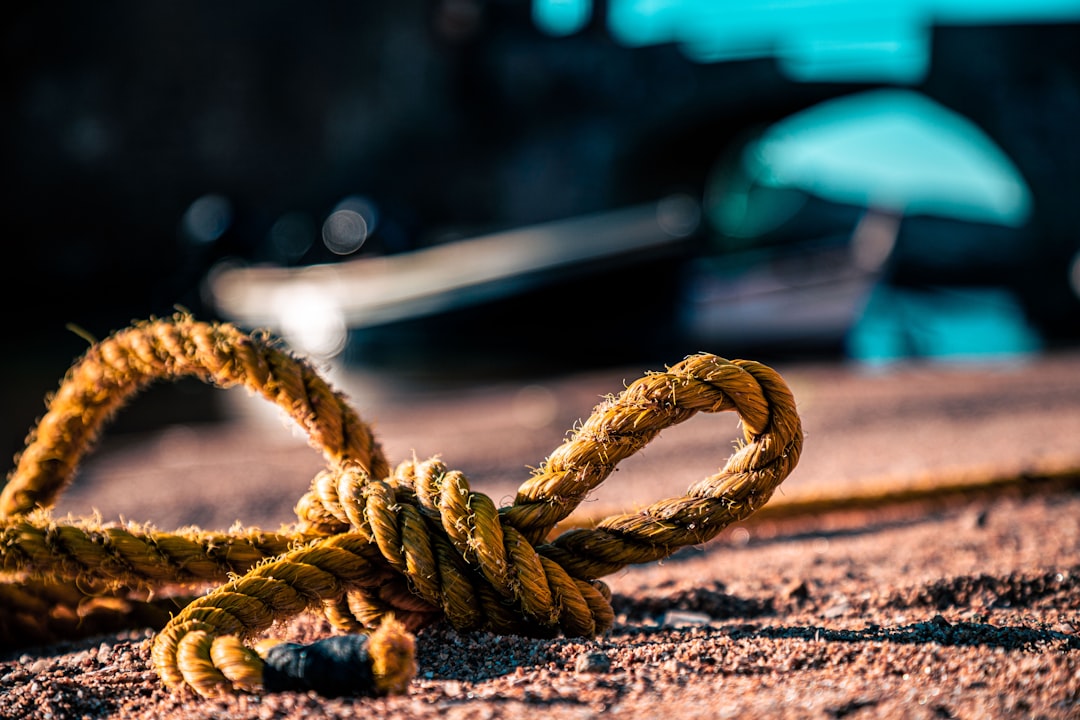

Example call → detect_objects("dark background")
3 2 1079 463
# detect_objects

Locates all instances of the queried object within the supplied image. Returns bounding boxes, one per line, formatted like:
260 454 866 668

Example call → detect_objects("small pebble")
661 610 711 627
822 598 850 619
965 508 989 529
575 652 612 674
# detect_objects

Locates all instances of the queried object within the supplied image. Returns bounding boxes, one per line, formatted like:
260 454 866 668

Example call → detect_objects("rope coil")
0 313 803 697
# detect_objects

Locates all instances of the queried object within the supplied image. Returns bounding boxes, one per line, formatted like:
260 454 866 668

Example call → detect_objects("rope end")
369 616 418 696
260 617 416 697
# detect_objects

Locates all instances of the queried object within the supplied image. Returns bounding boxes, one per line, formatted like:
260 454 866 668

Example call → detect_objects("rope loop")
0 313 803 697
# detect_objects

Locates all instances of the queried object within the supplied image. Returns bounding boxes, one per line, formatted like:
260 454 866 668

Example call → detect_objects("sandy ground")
2 348 1079 718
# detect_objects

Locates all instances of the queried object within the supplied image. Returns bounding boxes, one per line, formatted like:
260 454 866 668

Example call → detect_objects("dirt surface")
3 349 1080 718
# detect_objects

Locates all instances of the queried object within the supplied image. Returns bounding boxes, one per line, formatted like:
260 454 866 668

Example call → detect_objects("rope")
0 313 803 698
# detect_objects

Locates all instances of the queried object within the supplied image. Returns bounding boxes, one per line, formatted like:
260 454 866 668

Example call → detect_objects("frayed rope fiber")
0 313 803 698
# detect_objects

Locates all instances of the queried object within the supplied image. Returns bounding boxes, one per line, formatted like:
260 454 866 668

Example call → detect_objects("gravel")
3 351 1079 718
2 490 1077 719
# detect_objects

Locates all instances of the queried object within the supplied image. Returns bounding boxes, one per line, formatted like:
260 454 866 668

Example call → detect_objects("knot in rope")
0 313 803 697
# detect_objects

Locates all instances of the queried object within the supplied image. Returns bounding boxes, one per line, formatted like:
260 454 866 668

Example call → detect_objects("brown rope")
0 313 803 697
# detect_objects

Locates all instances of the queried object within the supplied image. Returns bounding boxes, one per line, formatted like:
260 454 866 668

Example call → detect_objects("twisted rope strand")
502 357 776 544
1 313 388 518
0 315 803 698
1 516 305 586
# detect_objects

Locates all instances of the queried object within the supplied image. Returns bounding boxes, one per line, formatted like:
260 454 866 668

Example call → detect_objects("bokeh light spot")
334 195 380 234
181 193 233 244
275 284 348 359
270 212 316 263
656 192 701 237
322 209 369 255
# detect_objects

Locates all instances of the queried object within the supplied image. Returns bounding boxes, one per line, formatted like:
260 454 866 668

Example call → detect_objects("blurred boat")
207 196 702 375
208 90 1045 372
